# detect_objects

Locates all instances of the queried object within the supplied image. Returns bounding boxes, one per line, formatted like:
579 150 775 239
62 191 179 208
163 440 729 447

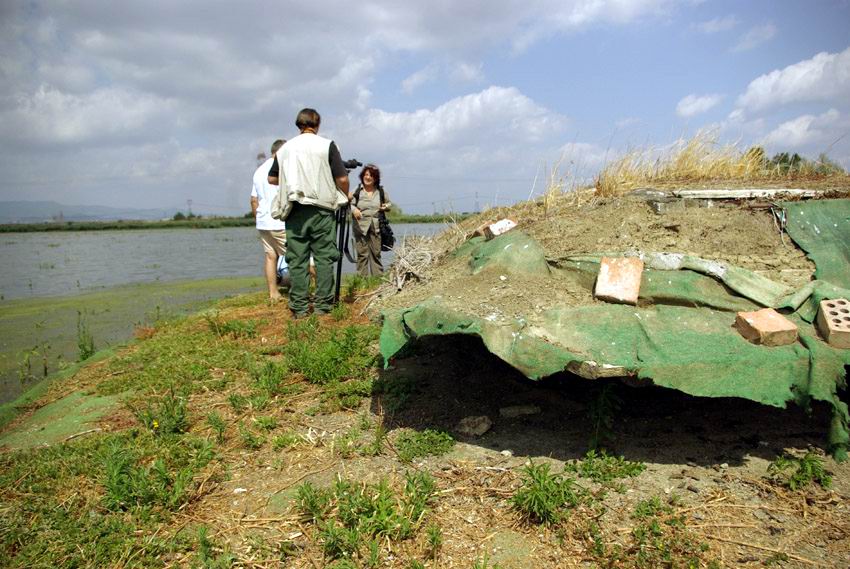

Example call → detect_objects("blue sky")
1 0 848 215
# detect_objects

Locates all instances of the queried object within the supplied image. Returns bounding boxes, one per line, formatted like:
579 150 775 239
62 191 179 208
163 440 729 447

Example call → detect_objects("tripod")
334 204 356 304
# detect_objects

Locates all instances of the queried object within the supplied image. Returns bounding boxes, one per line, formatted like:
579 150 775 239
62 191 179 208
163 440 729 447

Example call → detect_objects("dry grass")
594 131 850 197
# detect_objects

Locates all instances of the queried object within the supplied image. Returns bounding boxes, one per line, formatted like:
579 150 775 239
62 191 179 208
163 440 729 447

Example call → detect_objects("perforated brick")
594 257 643 305
734 308 798 347
816 298 850 349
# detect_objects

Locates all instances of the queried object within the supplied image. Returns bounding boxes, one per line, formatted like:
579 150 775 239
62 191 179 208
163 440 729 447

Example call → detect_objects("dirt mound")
378 194 815 320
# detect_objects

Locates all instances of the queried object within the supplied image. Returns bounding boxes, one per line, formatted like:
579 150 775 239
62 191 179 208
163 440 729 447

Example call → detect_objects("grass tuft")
395 429 455 463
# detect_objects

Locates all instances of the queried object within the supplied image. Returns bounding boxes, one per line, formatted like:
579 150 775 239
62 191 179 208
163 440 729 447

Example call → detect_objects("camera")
342 158 363 170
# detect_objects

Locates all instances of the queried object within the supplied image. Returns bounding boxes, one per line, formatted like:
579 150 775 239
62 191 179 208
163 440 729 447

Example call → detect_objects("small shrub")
768 451 832 490
228 393 248 413
238 423 265 450
425 524 442 559
372 374 416 414
565 449 646 484
205 313 258 339
588 384 621 450
254 416 278 431
272 431 300 450
511 461 585 524
130 388 188 436
251 360 289 395
395 429 455 463
296 481 333 522
283 319 378 384
76 310 96 361
330 303 350 321
207 412 226 443
100 442 196 511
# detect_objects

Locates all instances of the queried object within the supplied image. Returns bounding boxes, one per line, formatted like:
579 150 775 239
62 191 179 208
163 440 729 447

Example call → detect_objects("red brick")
594 257 643 305
734 308 798 347
816 298 850 349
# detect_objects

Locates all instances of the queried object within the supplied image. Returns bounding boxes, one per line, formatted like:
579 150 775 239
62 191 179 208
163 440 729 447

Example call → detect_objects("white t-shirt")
251 158 286 231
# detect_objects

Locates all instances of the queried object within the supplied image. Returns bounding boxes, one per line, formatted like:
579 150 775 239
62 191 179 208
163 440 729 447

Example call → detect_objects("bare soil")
379 195 816 322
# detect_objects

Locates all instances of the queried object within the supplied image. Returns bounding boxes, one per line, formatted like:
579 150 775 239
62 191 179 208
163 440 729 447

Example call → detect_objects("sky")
1 0 849 215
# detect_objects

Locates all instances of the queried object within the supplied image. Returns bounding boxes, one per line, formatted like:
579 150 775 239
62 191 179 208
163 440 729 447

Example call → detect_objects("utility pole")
475 191 480 212
187 199 193 216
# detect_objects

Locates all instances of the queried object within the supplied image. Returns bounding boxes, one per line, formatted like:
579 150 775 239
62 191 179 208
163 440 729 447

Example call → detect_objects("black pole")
334 204 350 304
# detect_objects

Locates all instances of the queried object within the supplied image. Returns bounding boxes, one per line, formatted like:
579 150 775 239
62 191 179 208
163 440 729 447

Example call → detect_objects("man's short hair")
271 139 285 155
295 108 321 130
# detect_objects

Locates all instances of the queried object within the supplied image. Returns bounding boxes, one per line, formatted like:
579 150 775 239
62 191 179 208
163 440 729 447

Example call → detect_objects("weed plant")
205 313 258 339
272 431 301 450
588 384 621 451
76 310 96 361
296 472 437 562
282 317 378 384
207 412 226 443
768 451 832 490
320 378 373 412
251 360 289 395
395 429 455 463
425 523 442 559
197 526 236 568
228 393 248 413
618 495 720 568
100 315 248 395
238 422 265 450
0 433 198 566
511 461 587 524
129 387 188 436
565 449 646 485
372 374 416 414
254 416 278 431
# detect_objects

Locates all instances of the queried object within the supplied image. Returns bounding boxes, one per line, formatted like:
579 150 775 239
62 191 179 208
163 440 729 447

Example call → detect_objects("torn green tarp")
783 199 850 286
380 199 850 459
565 252 790 307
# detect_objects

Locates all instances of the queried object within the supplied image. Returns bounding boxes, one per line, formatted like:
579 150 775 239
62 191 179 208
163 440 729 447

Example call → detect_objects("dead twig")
699 534 823 566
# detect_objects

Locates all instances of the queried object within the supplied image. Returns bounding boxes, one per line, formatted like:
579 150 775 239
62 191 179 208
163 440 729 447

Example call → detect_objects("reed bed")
594 131 848 197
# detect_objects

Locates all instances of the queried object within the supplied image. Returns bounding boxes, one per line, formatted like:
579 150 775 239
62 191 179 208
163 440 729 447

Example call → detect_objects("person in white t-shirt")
251 139 287 302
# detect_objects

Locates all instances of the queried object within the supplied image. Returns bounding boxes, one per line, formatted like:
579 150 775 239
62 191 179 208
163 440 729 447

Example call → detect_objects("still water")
0 223 444 404
0 223 445 300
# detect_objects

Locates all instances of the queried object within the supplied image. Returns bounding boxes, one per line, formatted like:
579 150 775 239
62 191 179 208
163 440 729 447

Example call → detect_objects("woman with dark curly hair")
350 164 391 276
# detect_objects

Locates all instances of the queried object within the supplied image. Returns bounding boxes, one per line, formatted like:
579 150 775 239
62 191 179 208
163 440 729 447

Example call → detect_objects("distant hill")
0 201 181 223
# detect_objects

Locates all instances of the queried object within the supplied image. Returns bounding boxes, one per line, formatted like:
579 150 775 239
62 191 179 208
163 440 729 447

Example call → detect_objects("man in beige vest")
268 108 349 317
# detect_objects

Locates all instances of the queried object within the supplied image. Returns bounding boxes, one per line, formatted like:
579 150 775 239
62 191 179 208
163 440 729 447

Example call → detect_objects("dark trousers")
284 203 339 314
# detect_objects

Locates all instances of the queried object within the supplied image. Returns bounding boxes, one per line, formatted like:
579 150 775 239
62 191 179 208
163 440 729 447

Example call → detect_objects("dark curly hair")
358 164 381 188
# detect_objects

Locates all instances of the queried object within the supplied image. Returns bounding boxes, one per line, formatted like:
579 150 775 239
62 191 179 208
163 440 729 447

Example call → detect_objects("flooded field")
0 223 444 404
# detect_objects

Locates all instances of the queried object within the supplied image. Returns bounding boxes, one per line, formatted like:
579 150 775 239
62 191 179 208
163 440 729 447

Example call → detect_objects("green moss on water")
0 277 263 405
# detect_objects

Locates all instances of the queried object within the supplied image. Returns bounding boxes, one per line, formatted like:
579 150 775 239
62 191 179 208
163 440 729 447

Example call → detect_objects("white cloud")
676 93 724 117
348 86 568 152
732 23 777 52
401 65 439 94
737 47 850 112
762 109 843 149
450 62 485 83
695 15 739 34
0 86 175 147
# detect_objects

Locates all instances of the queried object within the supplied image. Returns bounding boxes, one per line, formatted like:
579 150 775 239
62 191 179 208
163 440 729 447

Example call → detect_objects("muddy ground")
379 195 815 321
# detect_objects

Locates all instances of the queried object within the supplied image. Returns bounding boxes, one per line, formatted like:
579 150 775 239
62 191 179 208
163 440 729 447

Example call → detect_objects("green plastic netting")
380 199 850 459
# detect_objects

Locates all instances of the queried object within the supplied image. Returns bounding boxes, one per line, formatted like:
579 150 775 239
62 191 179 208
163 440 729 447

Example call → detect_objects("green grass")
395 429 455 463
204 313 258 339
372 374 416 415
282 317 379 385
768 451 832 490
511 461 587 524
0 430 212 567
295 471 437 562
129 388 189 437
564 449 646 485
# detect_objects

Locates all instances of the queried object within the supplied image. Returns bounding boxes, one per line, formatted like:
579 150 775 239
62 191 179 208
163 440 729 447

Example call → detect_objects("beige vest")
271 133 347 219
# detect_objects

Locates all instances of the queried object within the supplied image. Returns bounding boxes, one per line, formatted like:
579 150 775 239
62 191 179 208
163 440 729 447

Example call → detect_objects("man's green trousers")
284 203 339 315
